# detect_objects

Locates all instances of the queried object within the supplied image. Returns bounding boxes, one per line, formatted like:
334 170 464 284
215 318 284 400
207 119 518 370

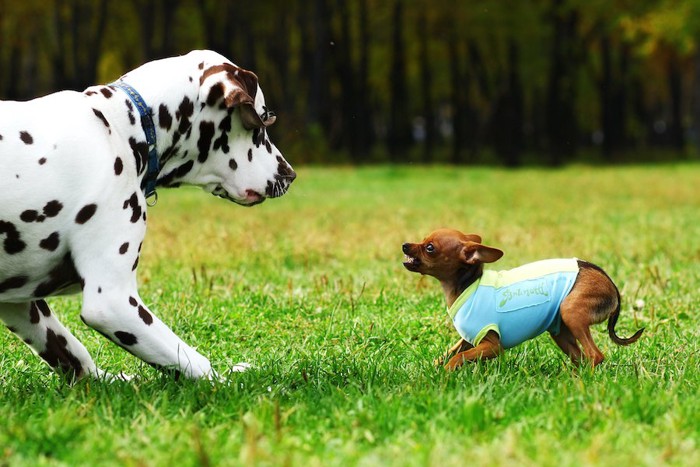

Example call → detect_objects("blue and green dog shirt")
448 258 580 348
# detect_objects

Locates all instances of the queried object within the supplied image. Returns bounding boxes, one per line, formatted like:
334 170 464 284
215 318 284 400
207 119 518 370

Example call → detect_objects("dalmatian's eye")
426 243 435 254
261 106 275 123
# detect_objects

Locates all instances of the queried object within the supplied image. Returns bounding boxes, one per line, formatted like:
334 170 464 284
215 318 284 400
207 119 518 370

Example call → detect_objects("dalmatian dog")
0 50 295 380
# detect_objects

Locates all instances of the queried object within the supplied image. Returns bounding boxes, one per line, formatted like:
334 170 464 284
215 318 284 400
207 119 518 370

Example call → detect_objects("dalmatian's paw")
91 368 133 382
230 362 252 373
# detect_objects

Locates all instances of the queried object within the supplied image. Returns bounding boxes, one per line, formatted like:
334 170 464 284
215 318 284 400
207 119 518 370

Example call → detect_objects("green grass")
2 164 700 466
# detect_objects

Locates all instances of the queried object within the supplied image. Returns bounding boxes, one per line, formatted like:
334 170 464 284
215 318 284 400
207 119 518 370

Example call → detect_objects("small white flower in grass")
267 386 272 392
633 299 645 311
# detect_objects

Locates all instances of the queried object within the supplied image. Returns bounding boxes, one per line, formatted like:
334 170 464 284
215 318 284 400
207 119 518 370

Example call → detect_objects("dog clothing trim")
448 258 580 349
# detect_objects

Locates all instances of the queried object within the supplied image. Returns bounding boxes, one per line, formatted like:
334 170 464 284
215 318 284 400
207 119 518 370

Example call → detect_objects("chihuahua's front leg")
445 331 502 371
435 338 474 367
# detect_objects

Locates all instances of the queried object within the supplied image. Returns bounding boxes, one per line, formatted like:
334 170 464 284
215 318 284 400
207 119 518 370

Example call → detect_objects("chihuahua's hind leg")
550 324 582 365
559 301 605 366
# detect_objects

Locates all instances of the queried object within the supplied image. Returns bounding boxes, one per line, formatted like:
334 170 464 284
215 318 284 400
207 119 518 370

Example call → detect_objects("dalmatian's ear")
200 63 275 131
224 86 274 131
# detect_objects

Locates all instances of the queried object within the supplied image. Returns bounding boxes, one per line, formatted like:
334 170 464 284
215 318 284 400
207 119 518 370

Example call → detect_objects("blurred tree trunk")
332 0 357 153
545 0 579 166
355 0 374 158
599 35 630 160
303 0 331 131
51 0 108 90
667 51 685 151
692 50 700 152
197 0 236 59
387 0 411 162
491 38 524 167
418 6 435 163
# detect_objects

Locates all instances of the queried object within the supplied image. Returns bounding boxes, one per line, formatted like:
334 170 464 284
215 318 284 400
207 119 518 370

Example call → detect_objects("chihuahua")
402 229 643 370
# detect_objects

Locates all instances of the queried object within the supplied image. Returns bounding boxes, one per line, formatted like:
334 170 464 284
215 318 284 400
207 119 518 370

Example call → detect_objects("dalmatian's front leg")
0 300 112 380
79 284 216 379
70 189 246 379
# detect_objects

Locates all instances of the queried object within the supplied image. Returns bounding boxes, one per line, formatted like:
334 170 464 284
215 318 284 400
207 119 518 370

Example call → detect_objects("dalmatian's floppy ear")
224 85 275 131
201 64 276 130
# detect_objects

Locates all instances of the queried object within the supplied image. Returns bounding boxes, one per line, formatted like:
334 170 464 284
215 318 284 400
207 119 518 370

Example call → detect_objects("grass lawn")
1 164 699 466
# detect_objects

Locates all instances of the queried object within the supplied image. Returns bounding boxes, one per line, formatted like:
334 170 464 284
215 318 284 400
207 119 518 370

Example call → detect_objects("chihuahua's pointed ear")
461 242 504 265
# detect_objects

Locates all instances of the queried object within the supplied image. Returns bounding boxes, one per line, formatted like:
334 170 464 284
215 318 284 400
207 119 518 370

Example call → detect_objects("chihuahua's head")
402 229 504 285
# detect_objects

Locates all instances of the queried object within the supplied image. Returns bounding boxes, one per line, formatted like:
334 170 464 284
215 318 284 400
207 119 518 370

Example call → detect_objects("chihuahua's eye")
426 243 435 254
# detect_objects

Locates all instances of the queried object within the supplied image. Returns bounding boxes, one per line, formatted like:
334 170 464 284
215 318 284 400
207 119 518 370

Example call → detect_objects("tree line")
1 0 699 166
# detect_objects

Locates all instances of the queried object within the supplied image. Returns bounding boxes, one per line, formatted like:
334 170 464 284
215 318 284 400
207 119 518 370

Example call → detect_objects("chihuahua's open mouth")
403 254 421 271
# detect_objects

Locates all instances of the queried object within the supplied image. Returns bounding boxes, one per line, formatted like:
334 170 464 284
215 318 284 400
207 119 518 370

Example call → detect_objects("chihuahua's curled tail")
579 260 644 346
607 286 645 346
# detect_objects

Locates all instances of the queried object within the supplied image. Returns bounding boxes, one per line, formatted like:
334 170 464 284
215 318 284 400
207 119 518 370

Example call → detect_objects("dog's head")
170 52 295 206
402 229 503 282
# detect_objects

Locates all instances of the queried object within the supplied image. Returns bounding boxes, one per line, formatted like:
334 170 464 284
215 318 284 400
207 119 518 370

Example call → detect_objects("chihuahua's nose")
402 243 410 254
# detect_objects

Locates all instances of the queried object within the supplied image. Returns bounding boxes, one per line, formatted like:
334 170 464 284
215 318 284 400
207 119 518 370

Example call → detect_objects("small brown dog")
402 229 643 370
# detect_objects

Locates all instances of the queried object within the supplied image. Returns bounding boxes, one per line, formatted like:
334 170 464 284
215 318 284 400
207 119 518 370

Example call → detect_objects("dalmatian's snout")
266 157 296 199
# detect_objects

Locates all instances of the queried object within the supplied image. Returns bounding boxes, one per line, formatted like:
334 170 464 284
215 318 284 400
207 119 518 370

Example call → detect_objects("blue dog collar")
110 81 159 202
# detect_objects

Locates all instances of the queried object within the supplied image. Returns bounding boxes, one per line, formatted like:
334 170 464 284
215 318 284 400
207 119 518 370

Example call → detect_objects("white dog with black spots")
0 50 295 380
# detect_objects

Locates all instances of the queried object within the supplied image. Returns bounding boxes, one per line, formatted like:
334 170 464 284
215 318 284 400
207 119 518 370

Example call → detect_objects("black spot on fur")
0 276 28 293
85 90 97 96
159 104 173 131
247 148 253 162
158 160 194 187
114 157 123 175
132 256 139 271
19 131 33 144
138 305 153 325
125 99 136 125
39 157 47 165
115 331 137 346
75 204 97 224
213 110 232 154
265 139 272 154
176 96 194 134
39 327 83 378
0 220 26 254
36 300 51 317
229 159 238 170
43 200 63 217
100 87 113 98
129 296 138 307
252 128 265 148
20 210 39 222
122 193 142 223
93 108 110 129
129 137 148 175
29 302 41 323
39 232 60 251
207 82 225 106
197 121 216 162
119 242 129 254
33 253 80 297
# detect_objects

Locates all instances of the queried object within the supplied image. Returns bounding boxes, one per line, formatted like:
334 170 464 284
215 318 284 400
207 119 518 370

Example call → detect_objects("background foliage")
3 0 700 165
